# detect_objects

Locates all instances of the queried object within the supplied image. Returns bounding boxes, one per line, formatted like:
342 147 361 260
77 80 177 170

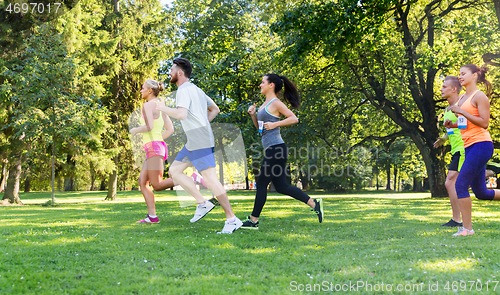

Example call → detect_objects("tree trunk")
409 133 447 197
106 157 118 200
253 166 260 188
385 167 391 190
3 157 23 205
51 147 56 204
217 136 224 186
0 162 8 193
100 179 107 191
24 175 31 193
286 165 292 185
64 178 75 191
299 169 309 190
413 177 422 192
245 175 249 190
393 166 398 191
218 159 224 185
494 0 500 27
64 155 76 191
89 162 96 191
90 173 96 191
376 171 379 191
106 170 118 200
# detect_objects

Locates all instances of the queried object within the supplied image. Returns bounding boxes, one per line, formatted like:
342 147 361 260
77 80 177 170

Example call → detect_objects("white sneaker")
452 227 475 237
217 217 243 234
190 201 215 223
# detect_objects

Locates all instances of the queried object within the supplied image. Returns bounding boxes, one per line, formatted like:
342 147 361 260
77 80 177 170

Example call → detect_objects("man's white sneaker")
190 201 215 223
217 217 243 234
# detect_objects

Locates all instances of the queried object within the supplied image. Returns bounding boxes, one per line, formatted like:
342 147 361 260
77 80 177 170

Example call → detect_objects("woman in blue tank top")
241 74 324 229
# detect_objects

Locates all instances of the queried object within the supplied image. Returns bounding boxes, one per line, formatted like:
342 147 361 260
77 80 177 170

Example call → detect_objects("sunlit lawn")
1 190 500 294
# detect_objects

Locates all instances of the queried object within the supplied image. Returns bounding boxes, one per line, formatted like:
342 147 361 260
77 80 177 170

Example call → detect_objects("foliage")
168 0 285 181
272 0 500 196
0 24 108 202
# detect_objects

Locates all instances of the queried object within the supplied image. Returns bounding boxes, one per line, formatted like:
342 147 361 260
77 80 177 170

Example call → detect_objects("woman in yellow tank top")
444 64 500 236
130 79 175 223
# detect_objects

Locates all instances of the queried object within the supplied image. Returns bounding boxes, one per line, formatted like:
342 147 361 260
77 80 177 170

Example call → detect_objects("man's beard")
170 75 177 84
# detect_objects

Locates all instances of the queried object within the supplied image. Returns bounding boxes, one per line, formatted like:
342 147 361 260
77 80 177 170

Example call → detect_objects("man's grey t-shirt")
176 82 215 151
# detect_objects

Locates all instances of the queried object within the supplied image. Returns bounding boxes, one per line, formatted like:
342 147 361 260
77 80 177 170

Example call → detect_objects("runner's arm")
161 112 174 139
207 103 220 122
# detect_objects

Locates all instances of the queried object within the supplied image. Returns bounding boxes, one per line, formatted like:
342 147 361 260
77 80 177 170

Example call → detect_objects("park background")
1 0 500 294
2 0 500 203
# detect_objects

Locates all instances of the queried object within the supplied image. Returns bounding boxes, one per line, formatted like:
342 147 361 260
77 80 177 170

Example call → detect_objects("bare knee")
138 177 148 188
169 168 182 179
445 179 455 191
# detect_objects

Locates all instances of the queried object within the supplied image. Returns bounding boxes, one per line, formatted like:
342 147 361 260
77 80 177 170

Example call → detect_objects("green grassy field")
1 190 499 294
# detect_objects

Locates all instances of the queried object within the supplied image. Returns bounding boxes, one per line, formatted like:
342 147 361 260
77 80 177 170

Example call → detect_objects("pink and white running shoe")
136 215 159 223
192 171 208 188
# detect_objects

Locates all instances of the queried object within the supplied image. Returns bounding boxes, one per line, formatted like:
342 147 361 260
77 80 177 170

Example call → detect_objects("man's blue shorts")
175 146 216 172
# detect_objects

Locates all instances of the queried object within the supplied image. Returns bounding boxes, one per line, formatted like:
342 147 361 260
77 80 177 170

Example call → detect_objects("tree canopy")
2 0 500 202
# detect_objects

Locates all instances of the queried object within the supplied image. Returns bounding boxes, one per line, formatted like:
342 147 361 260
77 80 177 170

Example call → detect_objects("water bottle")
258 121 264 134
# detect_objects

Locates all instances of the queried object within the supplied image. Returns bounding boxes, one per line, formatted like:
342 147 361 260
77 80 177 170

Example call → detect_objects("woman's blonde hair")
144 79 164 97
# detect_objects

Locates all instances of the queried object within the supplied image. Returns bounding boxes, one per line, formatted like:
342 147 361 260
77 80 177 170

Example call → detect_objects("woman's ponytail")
265 73 301 108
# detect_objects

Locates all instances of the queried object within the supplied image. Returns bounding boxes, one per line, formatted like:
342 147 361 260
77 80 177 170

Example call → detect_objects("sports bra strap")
458 90 479 106
265 97 279 112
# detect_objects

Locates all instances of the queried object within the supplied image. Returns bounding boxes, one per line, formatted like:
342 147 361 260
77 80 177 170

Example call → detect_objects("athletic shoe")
452 227 475 237
190 200 215 223
313 198 324 223
241 216 259 230
136 215 159 223
441 219 463 227
192 171 208 188
217 217 243 234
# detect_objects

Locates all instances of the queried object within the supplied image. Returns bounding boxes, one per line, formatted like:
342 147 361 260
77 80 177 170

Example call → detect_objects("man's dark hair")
173 57 192 78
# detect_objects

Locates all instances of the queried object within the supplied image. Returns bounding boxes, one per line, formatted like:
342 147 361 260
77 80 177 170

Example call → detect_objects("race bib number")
457 116 467 129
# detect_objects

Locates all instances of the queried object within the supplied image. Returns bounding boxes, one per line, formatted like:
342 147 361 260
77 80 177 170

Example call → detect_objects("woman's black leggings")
251 143 311 217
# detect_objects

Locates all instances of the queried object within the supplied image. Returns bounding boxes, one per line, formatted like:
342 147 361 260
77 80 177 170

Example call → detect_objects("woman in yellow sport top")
130 79 175 223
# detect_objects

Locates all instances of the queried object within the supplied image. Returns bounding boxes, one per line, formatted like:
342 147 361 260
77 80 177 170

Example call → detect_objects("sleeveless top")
257 98 284 150
458 90 492 148
443 104 465 155
140 112 164 144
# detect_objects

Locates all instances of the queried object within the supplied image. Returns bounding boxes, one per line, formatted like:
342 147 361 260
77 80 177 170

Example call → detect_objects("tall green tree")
273 0 500 197
92 0 175 200
170 0 288 186
1 24 107 204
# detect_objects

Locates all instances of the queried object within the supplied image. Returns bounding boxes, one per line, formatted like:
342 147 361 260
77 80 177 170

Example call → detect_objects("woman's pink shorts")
144 141 168 161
